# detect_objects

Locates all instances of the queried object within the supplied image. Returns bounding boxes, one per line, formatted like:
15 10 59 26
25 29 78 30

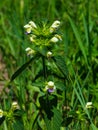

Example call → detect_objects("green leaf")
13 119 24 130
39 94 57 120
90 123 98 130
62 117 73 127
51 107 62 130
44 115 51 130
10 56 38 81
52 55 68 78
55 81 66 91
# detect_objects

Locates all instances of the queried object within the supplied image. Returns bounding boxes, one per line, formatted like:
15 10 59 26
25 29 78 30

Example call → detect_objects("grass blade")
67 15 88 66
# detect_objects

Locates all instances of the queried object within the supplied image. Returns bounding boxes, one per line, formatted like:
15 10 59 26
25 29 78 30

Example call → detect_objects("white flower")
29 21 37 28
12 101 19 110
50 36 59 43
48 81 54 87
50 34 62 43
24 24 32 33
51 20 60 28
55 34 62 41
47 51 52 58
30 35 36 42
25 47 32 52
0 109 3 118
86 102 93 108
25 47 35 56
50 20 60 33
45 81 56 93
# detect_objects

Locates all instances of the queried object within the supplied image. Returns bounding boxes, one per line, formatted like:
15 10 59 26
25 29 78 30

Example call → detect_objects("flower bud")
47 51 52 58
29 21 37 29
0 109 3 118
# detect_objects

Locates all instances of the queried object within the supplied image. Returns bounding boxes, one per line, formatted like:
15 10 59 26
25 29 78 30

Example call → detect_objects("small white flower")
45 81 56 93
25 47 35 56
24 24 32 33
50 34 62 43
47 51 52 58
55 34 62 41
50 20 60 33
30 35 36 42
25 47 32 52
48 81 54 88
12 101 19 110
29 21 37 28
50 36 59 43
86 102 93 108
51 20 60 28
0 109 3 118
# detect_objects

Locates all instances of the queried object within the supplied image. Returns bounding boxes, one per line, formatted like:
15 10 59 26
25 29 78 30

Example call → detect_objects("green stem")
42 56 47 81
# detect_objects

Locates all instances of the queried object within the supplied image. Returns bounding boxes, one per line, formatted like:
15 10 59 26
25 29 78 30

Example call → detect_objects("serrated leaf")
52 107 62 130
55 81 66 91
52 55 68 78
39 94 57 120
44 115 51 130
13 109 25 117
13 119 24 130
62 117 73 127
10 56 38 81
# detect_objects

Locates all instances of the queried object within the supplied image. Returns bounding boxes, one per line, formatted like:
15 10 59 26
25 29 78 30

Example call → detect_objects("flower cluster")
24 20 62 56
0 101 19 120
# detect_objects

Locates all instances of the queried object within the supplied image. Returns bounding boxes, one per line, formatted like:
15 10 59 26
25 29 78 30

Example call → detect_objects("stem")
42 56 47 81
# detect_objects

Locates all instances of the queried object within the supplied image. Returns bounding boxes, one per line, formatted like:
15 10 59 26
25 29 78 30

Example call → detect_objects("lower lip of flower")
48 88 54 93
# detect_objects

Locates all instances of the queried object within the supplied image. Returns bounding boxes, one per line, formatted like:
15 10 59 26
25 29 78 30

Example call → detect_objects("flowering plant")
0 20 68 130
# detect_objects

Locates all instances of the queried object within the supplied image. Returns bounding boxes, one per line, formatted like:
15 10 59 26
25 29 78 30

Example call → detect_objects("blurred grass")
0 0 98 129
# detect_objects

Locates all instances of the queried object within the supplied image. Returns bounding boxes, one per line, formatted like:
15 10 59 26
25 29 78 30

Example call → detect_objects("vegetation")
0 0 98 130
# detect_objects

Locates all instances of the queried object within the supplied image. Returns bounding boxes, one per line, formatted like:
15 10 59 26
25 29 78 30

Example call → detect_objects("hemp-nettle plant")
1 20 69 130
22 20 67 123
